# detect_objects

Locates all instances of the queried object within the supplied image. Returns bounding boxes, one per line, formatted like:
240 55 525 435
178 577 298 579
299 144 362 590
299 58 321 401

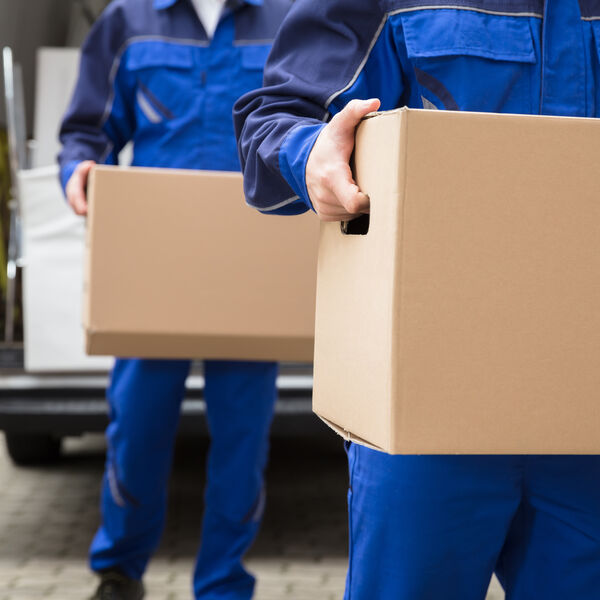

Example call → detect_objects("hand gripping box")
84 166 319 362
313 108 600 454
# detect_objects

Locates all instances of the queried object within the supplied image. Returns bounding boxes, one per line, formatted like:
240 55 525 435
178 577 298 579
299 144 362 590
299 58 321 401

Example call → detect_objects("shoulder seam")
323 13 389 114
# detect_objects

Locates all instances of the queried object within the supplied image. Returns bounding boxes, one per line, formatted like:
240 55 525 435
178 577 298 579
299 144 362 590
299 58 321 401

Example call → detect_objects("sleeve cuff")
279 122 326 212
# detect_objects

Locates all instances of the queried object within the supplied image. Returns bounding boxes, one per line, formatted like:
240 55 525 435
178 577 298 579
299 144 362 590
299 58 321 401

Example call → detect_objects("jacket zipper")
539 0 548 114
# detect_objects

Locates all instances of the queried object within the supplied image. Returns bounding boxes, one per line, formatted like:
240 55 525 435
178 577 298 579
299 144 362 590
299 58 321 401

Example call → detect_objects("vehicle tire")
4 433 62 466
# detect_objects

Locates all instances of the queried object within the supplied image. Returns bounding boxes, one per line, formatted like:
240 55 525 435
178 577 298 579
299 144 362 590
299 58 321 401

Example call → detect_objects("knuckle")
320 167 336 189
346 200 359 214
345 196 362 215
347 99 363 115
328 113 341 130
311 188 325 205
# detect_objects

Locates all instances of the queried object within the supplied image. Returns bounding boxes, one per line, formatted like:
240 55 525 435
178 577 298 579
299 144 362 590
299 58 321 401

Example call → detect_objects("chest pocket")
125 42 196 124
241 44 270 69
399 10 537 113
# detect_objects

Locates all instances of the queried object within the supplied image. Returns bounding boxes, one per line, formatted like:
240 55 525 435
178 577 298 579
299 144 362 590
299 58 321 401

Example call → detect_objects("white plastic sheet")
18 165 113 371
32 47 80 168
32 48 133 168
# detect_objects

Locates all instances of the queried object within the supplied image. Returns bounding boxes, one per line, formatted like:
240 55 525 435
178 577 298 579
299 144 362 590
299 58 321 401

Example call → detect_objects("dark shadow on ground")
0 430 349 562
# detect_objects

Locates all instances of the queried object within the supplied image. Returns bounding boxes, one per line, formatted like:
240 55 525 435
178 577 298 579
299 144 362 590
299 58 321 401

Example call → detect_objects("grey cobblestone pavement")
0 433 504 599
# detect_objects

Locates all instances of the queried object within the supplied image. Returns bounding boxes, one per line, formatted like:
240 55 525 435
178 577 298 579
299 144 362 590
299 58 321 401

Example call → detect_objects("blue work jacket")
235 0 600 215
59 0 290 191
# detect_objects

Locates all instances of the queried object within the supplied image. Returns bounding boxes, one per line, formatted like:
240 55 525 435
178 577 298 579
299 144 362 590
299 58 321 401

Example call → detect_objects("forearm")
234 0 396 214
235 94 325 214
58 2 133 195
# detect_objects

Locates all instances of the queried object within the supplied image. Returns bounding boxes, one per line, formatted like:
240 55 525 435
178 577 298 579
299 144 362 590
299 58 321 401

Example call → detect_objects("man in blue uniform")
235 2 600 599
59 1 290 598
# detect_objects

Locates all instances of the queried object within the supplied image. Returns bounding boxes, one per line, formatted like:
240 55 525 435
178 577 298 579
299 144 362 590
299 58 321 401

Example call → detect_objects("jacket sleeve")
58 4 134 193
234 0 406 215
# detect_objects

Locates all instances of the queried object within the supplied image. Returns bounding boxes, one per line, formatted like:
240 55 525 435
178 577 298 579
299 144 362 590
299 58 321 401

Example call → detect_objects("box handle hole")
341 214 370 236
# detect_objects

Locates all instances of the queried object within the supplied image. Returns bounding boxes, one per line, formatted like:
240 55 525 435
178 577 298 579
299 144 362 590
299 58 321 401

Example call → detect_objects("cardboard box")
313 108 600 454
85 166 319 361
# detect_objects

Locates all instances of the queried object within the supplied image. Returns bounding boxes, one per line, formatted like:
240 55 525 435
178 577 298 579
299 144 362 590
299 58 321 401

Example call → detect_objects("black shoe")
90 569 145 600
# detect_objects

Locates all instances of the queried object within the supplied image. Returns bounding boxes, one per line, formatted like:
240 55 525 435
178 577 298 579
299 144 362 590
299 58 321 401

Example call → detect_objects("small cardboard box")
85 166 319 361
313 108 600 454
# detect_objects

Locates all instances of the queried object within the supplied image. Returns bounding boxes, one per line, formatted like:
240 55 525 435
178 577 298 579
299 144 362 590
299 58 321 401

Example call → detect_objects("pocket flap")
240 44 271 69
401 10 536 63
125 41 194 71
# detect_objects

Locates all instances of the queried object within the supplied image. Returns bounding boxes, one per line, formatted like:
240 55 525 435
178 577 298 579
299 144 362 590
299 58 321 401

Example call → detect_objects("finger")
312 189 360 222
311 163 369 216
67 175 88 215
326 164 370 215
67 161 95 216
78 160 95 195
67 188 87 215
315 202 356 222
316 206 357 222
72 195 88 216
319 213 355 223
339 188 369 216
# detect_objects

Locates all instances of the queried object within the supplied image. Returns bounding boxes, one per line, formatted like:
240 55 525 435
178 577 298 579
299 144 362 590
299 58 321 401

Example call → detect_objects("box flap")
317 415 387 452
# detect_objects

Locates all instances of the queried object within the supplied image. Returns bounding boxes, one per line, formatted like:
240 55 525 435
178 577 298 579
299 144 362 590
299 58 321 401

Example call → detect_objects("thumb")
330 98 381 137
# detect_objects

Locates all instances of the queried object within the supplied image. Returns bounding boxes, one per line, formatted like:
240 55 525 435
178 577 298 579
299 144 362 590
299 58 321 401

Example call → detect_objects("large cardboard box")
85 166 319 361
314 108 600 454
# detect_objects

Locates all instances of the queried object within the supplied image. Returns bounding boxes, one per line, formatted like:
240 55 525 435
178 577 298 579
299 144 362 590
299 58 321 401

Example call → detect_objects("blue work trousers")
345 445 600 600
89 358 278 600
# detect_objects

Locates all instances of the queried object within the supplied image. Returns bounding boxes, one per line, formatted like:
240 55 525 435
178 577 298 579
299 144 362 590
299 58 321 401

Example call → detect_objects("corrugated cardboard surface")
85 166 319 361
313 112 401 451
314 108 600 454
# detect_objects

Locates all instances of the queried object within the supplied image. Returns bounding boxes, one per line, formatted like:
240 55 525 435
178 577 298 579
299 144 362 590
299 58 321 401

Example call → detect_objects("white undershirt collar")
190 0 227 39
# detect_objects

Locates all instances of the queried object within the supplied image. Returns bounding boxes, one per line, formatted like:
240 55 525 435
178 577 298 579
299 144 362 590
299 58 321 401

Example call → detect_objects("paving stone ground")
0 432 504 599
